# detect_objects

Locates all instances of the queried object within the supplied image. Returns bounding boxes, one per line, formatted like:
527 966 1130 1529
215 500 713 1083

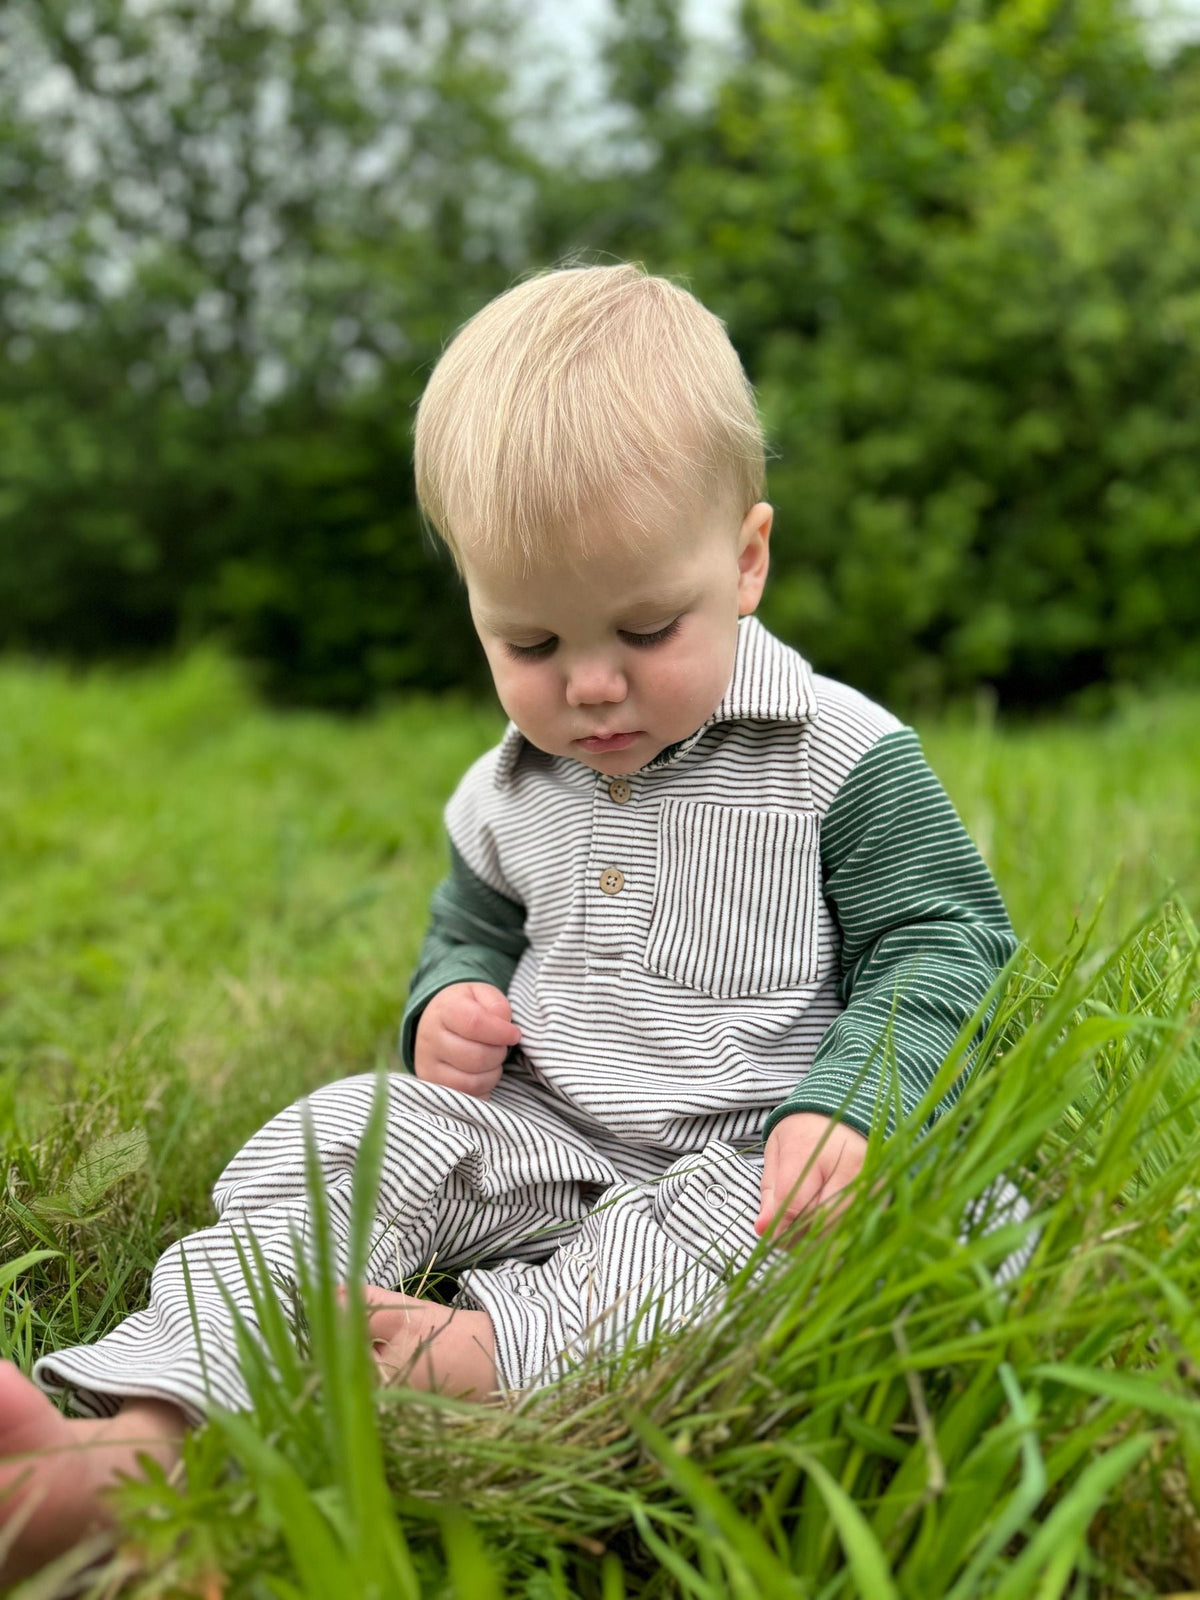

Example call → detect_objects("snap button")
598 867 625 895
608 778 632 804
706 1184 728 1209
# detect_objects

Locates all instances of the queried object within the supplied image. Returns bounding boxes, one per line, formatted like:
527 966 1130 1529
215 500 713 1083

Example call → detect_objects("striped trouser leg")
34 1073 627 1421
459 1140 764 1390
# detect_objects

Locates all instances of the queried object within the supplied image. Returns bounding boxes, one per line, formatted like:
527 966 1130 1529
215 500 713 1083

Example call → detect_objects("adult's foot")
0 1362 186 1584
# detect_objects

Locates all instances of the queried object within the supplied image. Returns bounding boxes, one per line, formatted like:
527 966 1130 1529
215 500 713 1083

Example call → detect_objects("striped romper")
35 618 1018 1419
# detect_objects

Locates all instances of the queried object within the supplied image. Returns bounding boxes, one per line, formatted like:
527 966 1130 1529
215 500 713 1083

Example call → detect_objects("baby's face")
463 500 772 775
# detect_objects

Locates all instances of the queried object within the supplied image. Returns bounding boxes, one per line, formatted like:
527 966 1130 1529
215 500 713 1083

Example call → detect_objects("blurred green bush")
589 0 1200 706
1 0 1197 709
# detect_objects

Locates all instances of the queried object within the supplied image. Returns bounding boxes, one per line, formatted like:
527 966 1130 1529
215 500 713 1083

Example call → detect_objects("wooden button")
598 867 625 895
608 778 632 804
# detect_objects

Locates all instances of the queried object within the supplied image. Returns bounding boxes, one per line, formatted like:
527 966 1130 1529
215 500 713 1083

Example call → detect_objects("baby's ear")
737 502 772 613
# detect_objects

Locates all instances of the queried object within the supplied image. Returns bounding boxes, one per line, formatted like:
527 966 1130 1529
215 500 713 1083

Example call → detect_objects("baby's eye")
620 619 681 649
503 637 557 661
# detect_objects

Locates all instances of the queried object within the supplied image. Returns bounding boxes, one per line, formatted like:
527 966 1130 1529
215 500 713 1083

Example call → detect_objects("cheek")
644 656 693 703
649 636 731 710
491 660 557 729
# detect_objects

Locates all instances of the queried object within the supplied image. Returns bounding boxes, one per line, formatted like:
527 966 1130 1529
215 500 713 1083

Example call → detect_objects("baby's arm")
759 727 1016 1238
400 839 528 1091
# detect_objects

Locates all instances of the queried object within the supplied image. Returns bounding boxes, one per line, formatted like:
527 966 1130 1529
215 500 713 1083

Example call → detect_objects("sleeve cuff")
762 1058 923 1144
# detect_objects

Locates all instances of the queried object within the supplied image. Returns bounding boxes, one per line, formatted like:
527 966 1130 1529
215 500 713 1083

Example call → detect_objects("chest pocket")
644 800 822 999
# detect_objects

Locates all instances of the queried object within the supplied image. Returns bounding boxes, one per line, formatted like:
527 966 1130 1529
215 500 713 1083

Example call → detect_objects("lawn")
1 651 1198 1598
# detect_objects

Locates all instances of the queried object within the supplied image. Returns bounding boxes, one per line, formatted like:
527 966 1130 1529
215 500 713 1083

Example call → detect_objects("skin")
0 490 868 1583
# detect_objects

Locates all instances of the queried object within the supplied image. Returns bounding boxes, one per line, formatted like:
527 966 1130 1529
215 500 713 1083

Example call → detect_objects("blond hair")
414 262 765 573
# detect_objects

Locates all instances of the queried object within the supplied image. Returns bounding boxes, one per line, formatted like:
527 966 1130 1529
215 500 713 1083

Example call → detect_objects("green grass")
919 692 1197 956
1 651 1198 1597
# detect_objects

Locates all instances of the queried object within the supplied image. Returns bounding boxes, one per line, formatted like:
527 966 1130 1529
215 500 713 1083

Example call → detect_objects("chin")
601 745 666 775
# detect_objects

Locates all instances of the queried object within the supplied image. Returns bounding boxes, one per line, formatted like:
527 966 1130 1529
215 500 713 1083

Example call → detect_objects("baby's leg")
23 1068 598 1409
0 1290 496 1584
0 1364 185 1584
454 1142 763 1388
35 1073 482 1420
9 1071 616 1578
1 1290 498 1584
3 1068 499 1580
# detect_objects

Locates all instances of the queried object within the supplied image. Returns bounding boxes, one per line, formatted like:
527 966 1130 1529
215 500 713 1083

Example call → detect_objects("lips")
576 731 641 751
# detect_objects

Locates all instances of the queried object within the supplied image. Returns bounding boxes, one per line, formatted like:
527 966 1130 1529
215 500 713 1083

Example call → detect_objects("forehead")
466 527 730 629
467 488 745 616
471 571 695 630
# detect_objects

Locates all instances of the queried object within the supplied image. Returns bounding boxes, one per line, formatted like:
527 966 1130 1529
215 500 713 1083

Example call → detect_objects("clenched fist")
414 982 521 1099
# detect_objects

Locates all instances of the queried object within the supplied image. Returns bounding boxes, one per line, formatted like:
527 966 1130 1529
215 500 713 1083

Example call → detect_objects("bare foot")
0 1362 187 1584
355 1286 499 1401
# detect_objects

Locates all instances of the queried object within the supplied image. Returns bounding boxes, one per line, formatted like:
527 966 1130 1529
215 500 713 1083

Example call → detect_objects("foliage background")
1 0 1197 709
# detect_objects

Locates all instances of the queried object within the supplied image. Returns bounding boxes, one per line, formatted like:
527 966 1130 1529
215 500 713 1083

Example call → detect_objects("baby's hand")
754 1112 869 1246
414 982 521 1099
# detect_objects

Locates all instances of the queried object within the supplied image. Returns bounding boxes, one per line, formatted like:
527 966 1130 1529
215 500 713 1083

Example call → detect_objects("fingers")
441 985 518 1049
754 1114 872 1249
760 1163 863 1247
360 1285 419 1309
338 1284 419 1313
755 1130 779 1235
439 1030 510 1073
413 1024 504 1093
469 982 518 1019
755 1166 828 1241
413 983 522 1096
414 1049 502 1097
423 1059 504 1098
454 1007 521 1052
361 1287 427 1348
755 1121 825 1238
427 1015 509 1090
337 1285 432 1348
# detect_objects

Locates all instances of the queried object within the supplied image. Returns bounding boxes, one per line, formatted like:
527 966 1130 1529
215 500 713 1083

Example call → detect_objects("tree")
555 0 1196 707
0 0 540 699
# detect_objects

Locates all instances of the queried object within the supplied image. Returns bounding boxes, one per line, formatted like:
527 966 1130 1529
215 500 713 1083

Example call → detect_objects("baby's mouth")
575 731 642 751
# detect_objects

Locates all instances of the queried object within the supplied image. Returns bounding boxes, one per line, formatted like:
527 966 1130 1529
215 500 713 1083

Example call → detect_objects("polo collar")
493 616 817 787
707 613 818 726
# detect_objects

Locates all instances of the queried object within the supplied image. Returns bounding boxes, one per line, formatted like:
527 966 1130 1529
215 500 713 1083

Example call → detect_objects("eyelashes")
502 618 682 662
502 639 556 661
624 619 682 649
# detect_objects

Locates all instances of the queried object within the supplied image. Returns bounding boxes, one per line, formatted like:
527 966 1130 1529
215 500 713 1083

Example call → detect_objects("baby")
0 263 1017 1580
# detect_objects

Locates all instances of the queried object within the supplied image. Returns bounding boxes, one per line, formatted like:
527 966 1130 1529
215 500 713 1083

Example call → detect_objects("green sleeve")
763 728 1017 1142
398 841 528 1071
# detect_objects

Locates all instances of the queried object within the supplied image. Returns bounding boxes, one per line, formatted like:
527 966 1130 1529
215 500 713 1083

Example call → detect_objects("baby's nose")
564 657 627 707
